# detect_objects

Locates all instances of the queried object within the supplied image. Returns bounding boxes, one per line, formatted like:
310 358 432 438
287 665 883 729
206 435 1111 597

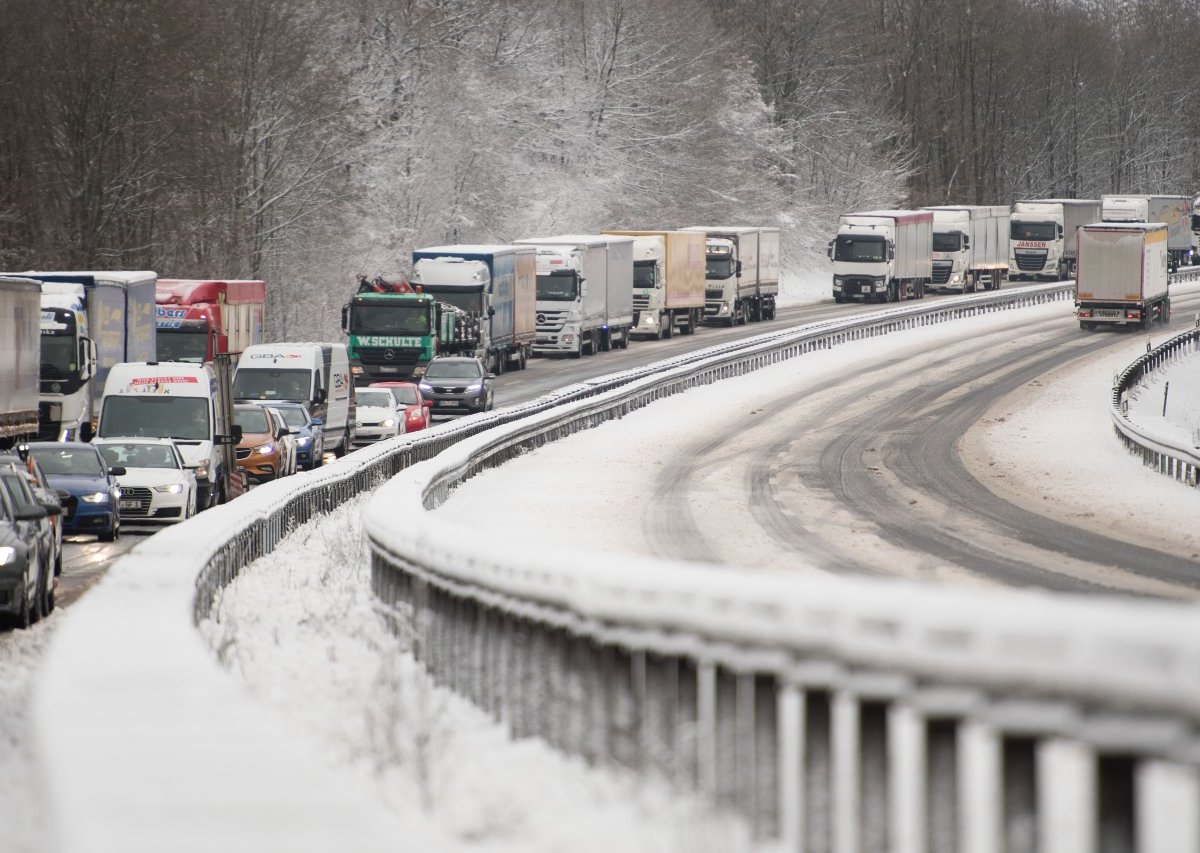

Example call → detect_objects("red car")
369 381 433 432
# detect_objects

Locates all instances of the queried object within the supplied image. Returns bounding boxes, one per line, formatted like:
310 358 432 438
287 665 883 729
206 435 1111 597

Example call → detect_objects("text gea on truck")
1075 222 1171 331
155 279 266 364
829 210 932 303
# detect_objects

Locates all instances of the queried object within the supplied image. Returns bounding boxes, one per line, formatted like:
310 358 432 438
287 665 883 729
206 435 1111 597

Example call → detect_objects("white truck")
920 205 1009 292
682 226 780 325
511 235 634 356
0 277 41 447
1101 195 1192 271
828 210 932 303
1008 199 1101 281
602 230 706 338
1074 222 1170 331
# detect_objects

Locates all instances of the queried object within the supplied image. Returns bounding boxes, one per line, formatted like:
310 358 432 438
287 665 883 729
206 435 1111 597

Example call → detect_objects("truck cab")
342 282 440 383
929 210 970 291
155 279 266 364
530 247 587 355
630 236 668 336
410 256 493 363
1008 203 1064 280
38 292 96 440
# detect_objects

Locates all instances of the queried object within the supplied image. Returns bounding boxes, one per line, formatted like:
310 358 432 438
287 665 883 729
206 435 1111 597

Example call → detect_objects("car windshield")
235 407 271 434
424 360 483 381
98 443 179 470
233 368 311 401
99 396 210 440
29 447 104 476
357 390 394 408
380 386 419 405
276 407 310 428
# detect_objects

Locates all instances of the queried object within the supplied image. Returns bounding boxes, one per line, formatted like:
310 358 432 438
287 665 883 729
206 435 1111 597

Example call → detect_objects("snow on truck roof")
413 245 533 256
157 279 266 304
514 235 633 246
19 270 157 285
1083 222 1169 232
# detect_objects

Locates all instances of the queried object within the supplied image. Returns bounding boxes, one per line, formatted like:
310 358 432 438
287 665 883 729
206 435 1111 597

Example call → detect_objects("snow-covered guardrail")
36 282 1088 851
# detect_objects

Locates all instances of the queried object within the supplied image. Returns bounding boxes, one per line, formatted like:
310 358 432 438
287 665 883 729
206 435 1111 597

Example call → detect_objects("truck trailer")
1008 200 1101 281
1101 195 1192 271
1075 222 1170 331
683 226 781 325
829 210 932 303
602 230 705 338
410 245 536 373
512 235 634 356
0 277 41 447
921 205 1009 292
155 279 266 364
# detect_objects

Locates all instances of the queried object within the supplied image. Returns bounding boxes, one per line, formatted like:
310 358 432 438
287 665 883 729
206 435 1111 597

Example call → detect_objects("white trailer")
1009 199 1101 281
602 230 706 338
1101 195 1192 270
512 235 633 357
1075 223 1170 331
829 210 932 303
684 226 780 325
921 205 1009 292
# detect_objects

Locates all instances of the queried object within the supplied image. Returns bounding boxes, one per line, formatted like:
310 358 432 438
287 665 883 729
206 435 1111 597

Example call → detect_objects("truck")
1008 200 1101 281
601 230 706 338
920 205 1009 293
682 226 781 325
155 279 266 364
97 358 242 509
511 235 634 356
0 277 41 448
1100 195 1192 271
409 245 536 374
1074 222 1170 331
828 210 932 303
8 271 156 442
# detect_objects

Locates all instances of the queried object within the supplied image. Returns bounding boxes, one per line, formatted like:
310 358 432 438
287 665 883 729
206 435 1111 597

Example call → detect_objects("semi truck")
155 279 266 364
511 235 634 356
1008 200 1101 281
602 230 705 338
682 226 781 325
828 210 932 303
920 205 1009 292
0 277 41 448
1074 222 1170 331
1100 195 1192 271
409 245 536 374
14 271 157 441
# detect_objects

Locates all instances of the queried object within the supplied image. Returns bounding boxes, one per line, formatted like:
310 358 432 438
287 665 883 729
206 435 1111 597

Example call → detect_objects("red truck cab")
156 280 266 364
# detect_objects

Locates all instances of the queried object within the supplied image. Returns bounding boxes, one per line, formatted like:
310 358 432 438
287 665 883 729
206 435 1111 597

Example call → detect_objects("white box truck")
512 235 634 357
683 226 781 325
0 276 41 447
921 205 1009 292
1101 195 1192 270
828 210 932 303
1008 199 1101 281
1074 222 1170 331
602 230 705 338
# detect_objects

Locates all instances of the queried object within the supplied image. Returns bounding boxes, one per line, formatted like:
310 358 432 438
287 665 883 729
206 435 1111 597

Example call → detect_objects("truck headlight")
951 274 961 283
875 282 887 291
643 316 657 326
81 492 109 504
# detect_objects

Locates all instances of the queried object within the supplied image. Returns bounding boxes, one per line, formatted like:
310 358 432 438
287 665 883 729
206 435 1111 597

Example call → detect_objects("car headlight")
297 436 312 447
255 444 274 455
81 491 109 504
193 464 209 480
466 382 482 393
406 410 423 420
0 546 16 566
418 382 433 393
381 419 396 428
154 483 185 494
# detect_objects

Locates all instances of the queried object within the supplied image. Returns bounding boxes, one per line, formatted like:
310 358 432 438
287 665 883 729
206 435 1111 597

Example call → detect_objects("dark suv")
418 357 495 416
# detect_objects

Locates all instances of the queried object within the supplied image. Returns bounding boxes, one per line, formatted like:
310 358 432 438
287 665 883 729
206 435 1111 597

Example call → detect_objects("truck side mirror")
341 304 349 332
887 244 895 260
962 236 970 248
488 306 495 317
1058 225 1064 238
80 336 95 380
80 422 94 442
314 388 327 404
735 261 743 276
826 241 833 259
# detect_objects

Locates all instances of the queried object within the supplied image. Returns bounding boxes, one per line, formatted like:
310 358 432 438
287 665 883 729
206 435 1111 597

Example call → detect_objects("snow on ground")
1124 340 1200 447
437 298 1200 568
777 266 827 306
200 496 751 853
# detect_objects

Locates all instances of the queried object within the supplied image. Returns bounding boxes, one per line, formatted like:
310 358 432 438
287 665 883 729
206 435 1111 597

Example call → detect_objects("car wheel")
98 519 116 544
30 557 45 625
54 549 62 577
40 557 54 617
10 565 32 629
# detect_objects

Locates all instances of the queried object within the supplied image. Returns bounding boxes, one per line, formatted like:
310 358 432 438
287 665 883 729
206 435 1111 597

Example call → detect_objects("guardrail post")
1137 760 1200 853
832 690 860 853
753 676 779 840
777 684 805 851
888 702 926 853
716 669 738 808
958 720 1000 853
698 662 718 799
1037 737 1095 853
926 719 957 853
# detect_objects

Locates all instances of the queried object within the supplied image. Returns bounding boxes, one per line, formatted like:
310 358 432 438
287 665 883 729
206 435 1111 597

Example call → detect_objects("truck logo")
1016 241 1047 248
384 350 395 361
249 353 302 359
156 307 187 318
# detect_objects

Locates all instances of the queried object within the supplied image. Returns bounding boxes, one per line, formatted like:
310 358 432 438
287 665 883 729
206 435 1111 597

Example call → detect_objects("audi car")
26 442 123 542
93 438 198 523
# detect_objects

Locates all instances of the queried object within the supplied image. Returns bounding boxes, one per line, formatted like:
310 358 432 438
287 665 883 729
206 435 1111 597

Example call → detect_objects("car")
233 403 293 484
369 381 433 432
270 402 324 470
26 442 124 542
418 357 495 417
92 438 198 523
265 406 298 477
352 387 405 446
1 450 65 578
0 470 58 628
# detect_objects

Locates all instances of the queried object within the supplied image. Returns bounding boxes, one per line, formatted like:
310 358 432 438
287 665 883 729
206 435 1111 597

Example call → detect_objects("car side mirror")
275 427 288 440
109 466 127 477
422 401 431 409
486 373 496 380
35 490 61 513
15 506 47 521
826 240 833 259
310 417 323 426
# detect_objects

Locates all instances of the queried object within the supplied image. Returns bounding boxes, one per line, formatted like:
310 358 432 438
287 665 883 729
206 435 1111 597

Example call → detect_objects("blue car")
270 403 324 470
27 443 124 542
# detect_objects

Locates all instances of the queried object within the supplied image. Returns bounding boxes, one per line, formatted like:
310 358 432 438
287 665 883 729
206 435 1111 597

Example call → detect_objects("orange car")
234 404 292 484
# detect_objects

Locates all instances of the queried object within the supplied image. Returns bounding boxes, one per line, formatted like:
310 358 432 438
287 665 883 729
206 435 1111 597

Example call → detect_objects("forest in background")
2 0 1198 338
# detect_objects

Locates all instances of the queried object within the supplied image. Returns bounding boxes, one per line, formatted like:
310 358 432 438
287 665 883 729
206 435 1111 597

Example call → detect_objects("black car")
0 463 60 628
0 451 64 577
418 357 495 416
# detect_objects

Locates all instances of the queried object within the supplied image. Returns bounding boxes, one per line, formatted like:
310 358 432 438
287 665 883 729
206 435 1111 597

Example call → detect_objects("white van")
96 362 239 509
232 343 354 455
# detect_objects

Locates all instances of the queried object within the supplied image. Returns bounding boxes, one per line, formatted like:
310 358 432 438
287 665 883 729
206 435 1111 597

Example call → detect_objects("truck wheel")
569 342 582 359
663 316 674 339
518 348 527 369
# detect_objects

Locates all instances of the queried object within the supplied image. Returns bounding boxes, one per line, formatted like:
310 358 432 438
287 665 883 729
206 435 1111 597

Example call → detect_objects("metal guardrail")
365 280 1200 853
39 281 1127 851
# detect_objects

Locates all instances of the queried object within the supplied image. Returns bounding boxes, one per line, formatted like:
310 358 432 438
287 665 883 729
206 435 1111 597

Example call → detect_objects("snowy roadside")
1124 342 1200 447
199 496 751 853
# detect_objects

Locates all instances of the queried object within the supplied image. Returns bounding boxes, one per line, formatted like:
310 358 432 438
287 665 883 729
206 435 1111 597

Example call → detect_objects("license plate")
120 499 141 510
1095 309 1121 318
440 401 460 408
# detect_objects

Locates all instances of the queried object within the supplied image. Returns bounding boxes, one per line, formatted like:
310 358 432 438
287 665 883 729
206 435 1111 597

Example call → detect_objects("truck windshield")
419 286 484 315
536 273 578 301
706 257 735 279
99 396 210 440
1192 214 1200 232
633 261 658 288
833 236 885 262
350 303 430 335
233 368 312 402
1011 221 1056 241
156 329 208 363
40 332 78 380
932 233 961 252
